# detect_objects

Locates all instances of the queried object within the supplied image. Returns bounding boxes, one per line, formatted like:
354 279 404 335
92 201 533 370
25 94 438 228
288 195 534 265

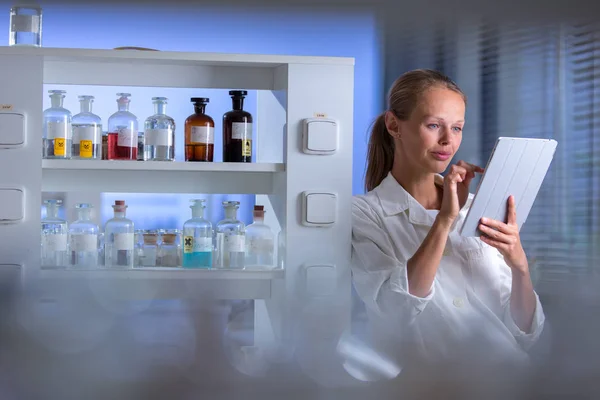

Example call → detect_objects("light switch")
0 111 25 148
303 264 337 297
0 188 24 223
302 191 336 227
302 118 338 155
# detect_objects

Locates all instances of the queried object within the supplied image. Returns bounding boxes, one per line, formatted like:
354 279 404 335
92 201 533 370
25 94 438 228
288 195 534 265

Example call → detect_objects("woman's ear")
384 111 401 139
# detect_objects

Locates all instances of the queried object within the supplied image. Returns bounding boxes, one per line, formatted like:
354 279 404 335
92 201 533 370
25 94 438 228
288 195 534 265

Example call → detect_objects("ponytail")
364 113 394 192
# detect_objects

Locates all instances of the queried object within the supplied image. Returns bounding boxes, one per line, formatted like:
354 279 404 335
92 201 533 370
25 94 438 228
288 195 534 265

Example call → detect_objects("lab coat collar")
374 171 444 226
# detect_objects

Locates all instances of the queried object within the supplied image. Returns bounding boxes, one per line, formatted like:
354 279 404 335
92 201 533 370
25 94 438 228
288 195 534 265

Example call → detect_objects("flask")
245 205 275 269
41 199 68 267
104 200 135 268
107 93 138 160
72 95 102 159
184 98 214 162
43 90 72 159
215 201 245 269
182 199 213 268
69 203 99 267
223 90 252 162
144 97 175 161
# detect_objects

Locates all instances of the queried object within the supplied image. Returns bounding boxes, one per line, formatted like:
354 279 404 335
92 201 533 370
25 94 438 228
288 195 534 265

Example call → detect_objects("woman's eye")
453 126 463 132
427 124 439 129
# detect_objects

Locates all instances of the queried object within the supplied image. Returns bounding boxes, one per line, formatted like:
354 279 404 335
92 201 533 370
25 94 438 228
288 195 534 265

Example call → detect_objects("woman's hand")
479 195 529 275
439 161 484 226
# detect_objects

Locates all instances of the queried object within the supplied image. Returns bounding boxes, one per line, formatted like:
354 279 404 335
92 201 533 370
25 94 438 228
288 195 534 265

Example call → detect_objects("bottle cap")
191 97 209 103
254 205 264 211
229 90 247 97
115 200 125 206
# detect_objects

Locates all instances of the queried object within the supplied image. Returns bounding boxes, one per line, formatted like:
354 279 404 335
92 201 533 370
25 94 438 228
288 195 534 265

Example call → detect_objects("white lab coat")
351 172 545 370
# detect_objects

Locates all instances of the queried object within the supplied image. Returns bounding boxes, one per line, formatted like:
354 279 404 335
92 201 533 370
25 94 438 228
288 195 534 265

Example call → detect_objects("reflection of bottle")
182 199 213 268
215 201 245 269
223 90 252 163
104 200 134 268
107 93 138 160
72 96 102 159
144 97 175 161
41 199 68 267
245 206 275 269
69 203 99 267
9 3 42 47
185 98 214 162
43 90 72 159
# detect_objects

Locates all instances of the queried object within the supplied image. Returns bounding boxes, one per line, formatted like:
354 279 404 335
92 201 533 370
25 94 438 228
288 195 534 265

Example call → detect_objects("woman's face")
388 87 465 175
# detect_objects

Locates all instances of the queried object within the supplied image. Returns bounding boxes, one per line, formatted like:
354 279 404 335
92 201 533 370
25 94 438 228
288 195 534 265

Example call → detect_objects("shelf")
38 267 284 300
42 159 285 194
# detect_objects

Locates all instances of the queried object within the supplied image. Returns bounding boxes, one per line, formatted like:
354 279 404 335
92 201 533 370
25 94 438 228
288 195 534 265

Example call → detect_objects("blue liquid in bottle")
182 199 213 269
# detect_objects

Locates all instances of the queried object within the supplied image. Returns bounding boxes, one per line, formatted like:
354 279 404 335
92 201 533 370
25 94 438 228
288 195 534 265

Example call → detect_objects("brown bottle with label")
223 90 252 163
185 98 214 162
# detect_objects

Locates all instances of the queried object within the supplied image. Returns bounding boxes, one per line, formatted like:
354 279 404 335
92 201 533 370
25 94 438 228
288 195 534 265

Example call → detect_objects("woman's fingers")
480 217 513 235
478 223 515 244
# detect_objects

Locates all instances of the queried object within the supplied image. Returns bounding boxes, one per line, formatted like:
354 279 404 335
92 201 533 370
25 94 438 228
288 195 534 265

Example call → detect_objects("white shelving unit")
0 46 354 381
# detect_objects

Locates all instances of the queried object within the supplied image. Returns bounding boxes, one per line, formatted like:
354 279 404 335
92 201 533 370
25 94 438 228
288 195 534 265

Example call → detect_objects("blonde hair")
364 69 466 192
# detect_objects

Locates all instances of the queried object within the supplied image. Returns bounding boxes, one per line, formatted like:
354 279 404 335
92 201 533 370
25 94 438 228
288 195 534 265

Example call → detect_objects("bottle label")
114 233 134 250
145 129 173 146
54 138 66 156
71 234 98 252
195 237 213 252
247 237 274 253
80 140 93 158
117 128 136 147
11 15 40 34
242 139 252 157
42 234 68 252
191 126 214 144
183 235 194 253
47 121 69 140
74 126 101 145
218 232 245 252
232 122 252 140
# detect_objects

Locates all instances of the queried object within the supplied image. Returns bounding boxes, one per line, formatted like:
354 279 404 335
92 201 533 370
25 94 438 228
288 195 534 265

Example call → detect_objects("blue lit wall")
2 3 382 226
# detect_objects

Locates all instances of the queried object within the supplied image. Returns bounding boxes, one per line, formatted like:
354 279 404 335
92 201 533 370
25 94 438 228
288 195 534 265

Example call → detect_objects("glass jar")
159 229 180 267
215 201 245 269
9 3 42 47
144 97 175 161
141 230 159 267
41 199 68 267
69 203 99 268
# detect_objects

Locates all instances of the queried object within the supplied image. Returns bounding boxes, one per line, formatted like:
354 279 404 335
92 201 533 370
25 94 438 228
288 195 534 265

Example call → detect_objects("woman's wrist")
434 214 455 231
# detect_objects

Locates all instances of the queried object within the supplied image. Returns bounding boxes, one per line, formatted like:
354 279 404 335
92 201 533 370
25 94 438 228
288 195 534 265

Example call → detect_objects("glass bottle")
69 203 99 268
72 95 102 160
140 230 158 267
104 200 135 268
41 199 68 267
215 201 245 269
223 90 252 163
134 229 145 266
159 229 180 267
143 97 175 161
245 205 275 269
185 98 214 162
9 3 42 47
101 131 108 160
182 199 213 269
43 90 72 159
107 93 138 160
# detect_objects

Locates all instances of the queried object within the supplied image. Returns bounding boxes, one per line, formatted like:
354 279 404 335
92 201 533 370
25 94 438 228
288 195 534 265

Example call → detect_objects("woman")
351 69 545 371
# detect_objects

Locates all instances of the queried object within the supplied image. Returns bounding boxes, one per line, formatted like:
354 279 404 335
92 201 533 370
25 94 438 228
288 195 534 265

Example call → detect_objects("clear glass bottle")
43 90 72 159
223 90 252 163
134 229 145 266
41 199 68 267
9 3 42 47
107 93 138 160
144 97 175 161
182 199 213 269
159 229 180 267
69 203 99 268
215 201 245 269
72 95 102 160
104 200 135 268
101 131 108 160
244 205 275 269
185 98 214 162
98 232 105 266
140 230 158 267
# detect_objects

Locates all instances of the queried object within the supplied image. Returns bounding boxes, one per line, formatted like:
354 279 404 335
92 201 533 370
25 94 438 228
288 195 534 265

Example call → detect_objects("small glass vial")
182 199 213 269
215 201 245 269
43 90 72 159
245 205 275 269
140 230 159 267
41 199 68 267
134 229 145 266
104 200 135 268
9 3 42 47
144 97 175 161
98 232 105 266
69 203 99 268
223 90 252 163
159 229 180 267
72 96 102 160
101 131 108 160
185 98 214 162
107 93 138 160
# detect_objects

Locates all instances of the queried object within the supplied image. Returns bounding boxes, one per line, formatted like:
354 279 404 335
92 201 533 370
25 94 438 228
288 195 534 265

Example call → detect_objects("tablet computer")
459 137 558 237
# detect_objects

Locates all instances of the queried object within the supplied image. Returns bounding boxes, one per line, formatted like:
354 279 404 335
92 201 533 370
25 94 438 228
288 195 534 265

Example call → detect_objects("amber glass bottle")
185 98 214 162
223 90 252 163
